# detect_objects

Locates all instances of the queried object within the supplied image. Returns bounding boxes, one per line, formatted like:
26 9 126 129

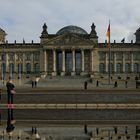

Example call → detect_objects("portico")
42 49 91 76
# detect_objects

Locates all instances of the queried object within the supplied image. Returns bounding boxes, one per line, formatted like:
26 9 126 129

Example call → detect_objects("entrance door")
66 52 72 75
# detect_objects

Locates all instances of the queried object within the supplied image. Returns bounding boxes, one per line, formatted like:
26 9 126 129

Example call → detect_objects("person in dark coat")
84 124 88 134
31 80 34 88
6 79 16 128
125 80 128 88
6 80 15 104
96 80 99 87
34 80 37 88
114 81 118 88
84 81 88 90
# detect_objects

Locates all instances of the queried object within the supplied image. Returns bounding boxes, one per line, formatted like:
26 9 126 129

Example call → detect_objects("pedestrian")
136 81 138 89
114 127 117 134
84 124 88 134
6 79 15 104
125 126 128 134
31 80 34 88
31 126 34 134
96 80 99 87
96 128 99 135
34 80 37 88
84 81 87 90
114 81 118 88
125 80 128 88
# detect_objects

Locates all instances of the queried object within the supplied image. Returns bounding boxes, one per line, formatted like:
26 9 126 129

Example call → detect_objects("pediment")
46 33 93 45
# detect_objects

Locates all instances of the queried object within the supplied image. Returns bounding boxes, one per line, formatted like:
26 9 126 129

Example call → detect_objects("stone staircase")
38 75 90 88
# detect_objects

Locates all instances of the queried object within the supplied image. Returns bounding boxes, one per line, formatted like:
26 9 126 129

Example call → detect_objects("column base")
52 71 57 76
71 71 76 76
80 71 87 76
61 71 65 76
90 71 98 78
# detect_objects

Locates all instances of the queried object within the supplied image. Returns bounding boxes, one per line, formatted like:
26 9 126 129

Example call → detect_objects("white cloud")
0 0 140 43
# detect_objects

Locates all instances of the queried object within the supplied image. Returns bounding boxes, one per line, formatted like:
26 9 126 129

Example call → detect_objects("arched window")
34 63 40 73
26 63 31 74
134 63 139 73
18 63 23 73
116 63 121 73
108 63 113 73
99 63 105 73
125 63 130 73
9 63 14 79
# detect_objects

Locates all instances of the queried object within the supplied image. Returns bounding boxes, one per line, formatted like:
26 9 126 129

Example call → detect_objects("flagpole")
108 20 111 85
109 44 111 85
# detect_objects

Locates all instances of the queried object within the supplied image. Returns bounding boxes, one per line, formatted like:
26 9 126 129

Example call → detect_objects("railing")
1 103 140 109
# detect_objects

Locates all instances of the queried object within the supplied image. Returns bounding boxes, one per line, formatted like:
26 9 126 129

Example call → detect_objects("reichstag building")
0 23 140 80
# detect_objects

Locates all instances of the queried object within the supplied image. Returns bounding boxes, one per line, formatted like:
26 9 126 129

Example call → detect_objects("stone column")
22 53 26 73
105 52 108 73
91 48 99 78
40 50 45 74
31 53 34 73
6 53 9 73
61 50 65 76
44 50 47 73
71 49 76 76
122 52 125 73
91 50 94 72
131 52 133 73
113 53 116 73
39 50 48 76
80 49 85 75
52 49 57 76
14 53 17 73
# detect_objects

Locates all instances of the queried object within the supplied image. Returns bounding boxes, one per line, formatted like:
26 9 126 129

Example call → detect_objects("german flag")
106 22 111 48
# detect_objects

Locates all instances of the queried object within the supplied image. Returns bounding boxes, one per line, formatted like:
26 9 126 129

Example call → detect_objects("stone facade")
0 23 140 80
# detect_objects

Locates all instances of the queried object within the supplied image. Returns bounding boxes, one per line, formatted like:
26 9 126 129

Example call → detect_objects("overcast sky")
0 0 140 43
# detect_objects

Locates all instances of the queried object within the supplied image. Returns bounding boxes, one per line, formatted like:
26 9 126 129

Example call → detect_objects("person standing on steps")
34 80 37 88
84 81 88 90
6 79 15 105
114 81 118 88
31 80 34 88
125 80 128 88
96 80 99 87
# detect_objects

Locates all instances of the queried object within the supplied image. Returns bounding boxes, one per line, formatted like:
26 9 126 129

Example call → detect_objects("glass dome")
56 25 88 35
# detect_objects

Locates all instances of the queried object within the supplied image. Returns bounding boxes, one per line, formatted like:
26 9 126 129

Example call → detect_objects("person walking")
114 81 118 88
125 80 128 88
31 80 34 88
84 81 88 90
96 80 99 87
6 79 16 134
84 124 88 134
6 79 15 105
34 80 37 88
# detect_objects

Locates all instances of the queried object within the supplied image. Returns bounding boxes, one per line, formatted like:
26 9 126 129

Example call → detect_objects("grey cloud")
0 0 140 43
